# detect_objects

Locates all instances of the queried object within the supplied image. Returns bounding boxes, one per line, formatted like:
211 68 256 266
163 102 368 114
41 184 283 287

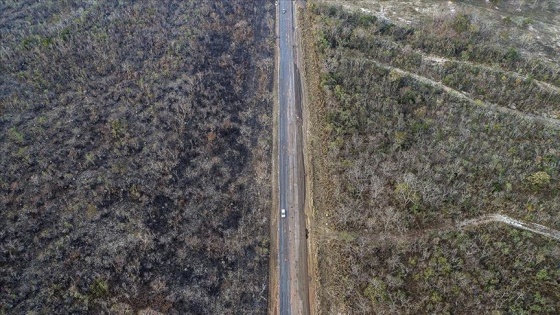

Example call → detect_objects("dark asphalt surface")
278 0 295 314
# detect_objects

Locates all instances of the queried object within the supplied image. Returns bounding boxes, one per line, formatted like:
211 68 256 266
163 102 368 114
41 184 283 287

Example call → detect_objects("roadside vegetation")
304 3 560 313
0 0 273 313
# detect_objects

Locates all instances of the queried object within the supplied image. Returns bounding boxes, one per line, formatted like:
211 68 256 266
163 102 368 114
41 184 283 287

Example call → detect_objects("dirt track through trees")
360 58 560 130
458 214 560 242
319 213 560 246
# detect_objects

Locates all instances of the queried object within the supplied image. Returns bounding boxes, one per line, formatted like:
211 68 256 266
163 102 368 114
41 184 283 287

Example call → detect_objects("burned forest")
1 0 274 313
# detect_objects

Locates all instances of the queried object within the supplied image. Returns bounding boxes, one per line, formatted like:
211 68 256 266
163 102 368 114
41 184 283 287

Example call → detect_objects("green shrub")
451 14 471 33
504 48 520 63
8 127 24 144
358 14 376 27
364 277 388 303
535 268 550 281
522 18 534 28
502 16 513 25
89 278 109 299
317 31 330 52
394 182 420 210
526 171 551 189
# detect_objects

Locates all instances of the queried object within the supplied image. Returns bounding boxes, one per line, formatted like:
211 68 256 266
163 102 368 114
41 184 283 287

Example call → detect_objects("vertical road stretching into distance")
277 0 309 314
278 0 294 313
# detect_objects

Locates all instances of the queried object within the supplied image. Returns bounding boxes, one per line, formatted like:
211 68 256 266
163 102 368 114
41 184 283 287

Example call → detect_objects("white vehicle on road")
281 208 286 218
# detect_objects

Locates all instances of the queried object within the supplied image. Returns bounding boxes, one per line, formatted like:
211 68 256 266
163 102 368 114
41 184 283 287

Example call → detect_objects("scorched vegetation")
0 0 274 314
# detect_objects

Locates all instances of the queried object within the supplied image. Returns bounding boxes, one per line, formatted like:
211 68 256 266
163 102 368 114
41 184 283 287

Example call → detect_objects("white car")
282 9 286 14
281 208 286 218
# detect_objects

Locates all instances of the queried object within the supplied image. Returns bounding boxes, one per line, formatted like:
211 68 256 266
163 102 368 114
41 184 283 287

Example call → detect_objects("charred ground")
1 0 274 314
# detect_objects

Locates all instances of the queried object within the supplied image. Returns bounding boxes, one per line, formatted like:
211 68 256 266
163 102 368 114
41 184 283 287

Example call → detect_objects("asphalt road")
278 0 294 313
277 1 309 314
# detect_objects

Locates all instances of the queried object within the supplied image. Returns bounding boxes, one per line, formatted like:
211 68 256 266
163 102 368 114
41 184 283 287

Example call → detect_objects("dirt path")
458 214 560 241
319 213 560 244
420 53 560 96
295 1 319 314
356 57 560 129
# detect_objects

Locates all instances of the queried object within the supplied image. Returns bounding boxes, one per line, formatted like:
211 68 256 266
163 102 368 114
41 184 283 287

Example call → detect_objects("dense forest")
0 0 274 314
304 3 560 313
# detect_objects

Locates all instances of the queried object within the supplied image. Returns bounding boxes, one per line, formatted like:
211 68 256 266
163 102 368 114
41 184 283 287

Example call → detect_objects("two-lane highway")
278 0 294 313
277 1 309 314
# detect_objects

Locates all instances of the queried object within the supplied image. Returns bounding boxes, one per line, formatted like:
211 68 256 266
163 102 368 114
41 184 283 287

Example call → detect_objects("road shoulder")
268 3 280 315
298 2 321 314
